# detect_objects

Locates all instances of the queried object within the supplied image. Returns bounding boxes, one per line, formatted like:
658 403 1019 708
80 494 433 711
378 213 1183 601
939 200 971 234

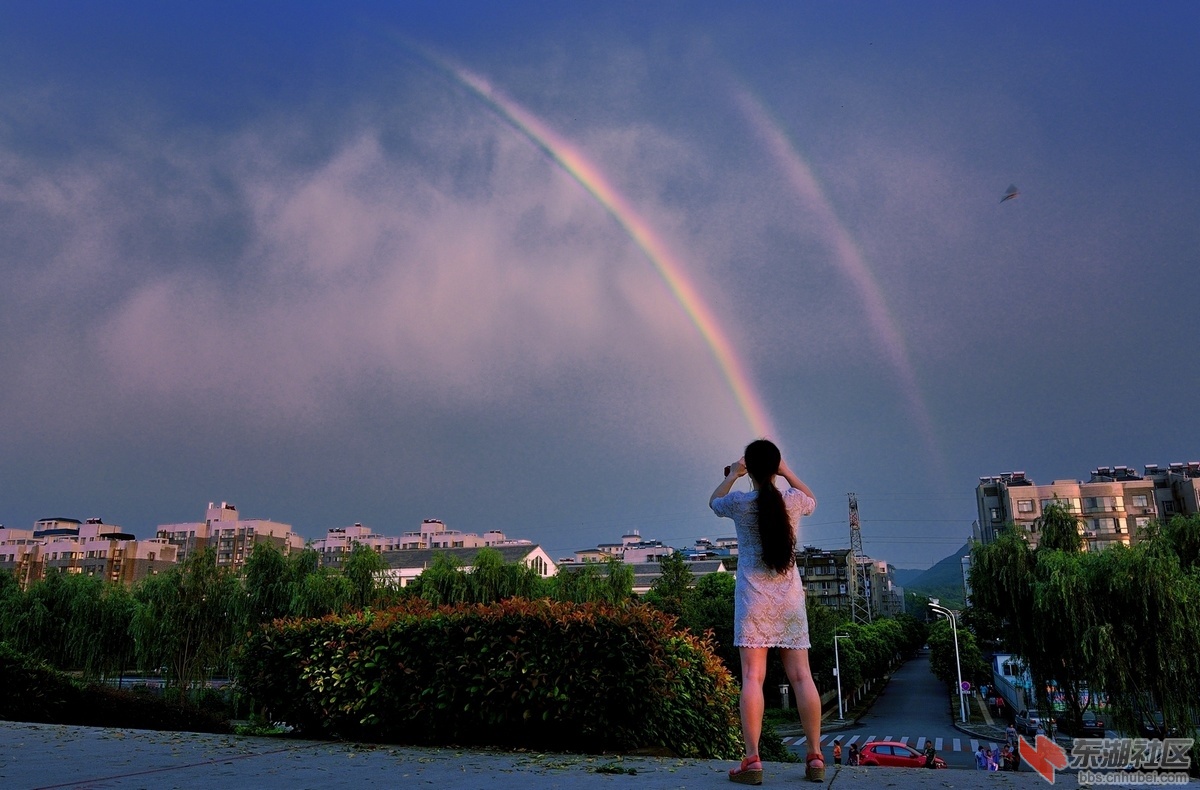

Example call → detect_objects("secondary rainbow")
424 55 775 440
733 89 943 470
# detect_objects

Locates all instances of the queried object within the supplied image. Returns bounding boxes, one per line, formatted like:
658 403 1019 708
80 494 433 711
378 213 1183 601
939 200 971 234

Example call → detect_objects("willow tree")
971 506 1200 738
970 502 1098 734
1085 519 1200 738
68 578 136 681
243 542 294 625
342 542 389 610
547 559 633 605
131 547 246 694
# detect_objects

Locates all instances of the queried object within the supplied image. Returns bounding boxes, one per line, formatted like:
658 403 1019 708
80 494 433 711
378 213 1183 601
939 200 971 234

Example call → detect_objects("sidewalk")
0 720 1154 789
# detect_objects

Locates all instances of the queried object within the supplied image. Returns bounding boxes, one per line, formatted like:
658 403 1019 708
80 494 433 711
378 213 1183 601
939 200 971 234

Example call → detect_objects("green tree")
342 543 388 610
926 618 988 688
243 542 293 625
682 571 736 671
131 548 246 694
644 552 693 617
68 577 136 681
290 567 353 618
971 507 1200 739
547 560 632 605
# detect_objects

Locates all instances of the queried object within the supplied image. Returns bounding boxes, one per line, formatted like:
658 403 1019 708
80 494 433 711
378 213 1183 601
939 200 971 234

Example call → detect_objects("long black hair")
744 439 794 574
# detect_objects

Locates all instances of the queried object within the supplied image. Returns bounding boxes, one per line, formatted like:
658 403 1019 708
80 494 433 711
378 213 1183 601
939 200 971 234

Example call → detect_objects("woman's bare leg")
781 647 823 756
737 646 769 757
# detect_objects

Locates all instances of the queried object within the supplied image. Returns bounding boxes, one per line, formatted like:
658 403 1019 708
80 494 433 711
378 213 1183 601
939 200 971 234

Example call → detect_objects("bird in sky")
1001 184 1020 202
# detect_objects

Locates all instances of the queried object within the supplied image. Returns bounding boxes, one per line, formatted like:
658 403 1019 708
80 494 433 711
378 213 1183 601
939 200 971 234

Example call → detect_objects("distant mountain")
898 543 971 609
892 567 927 588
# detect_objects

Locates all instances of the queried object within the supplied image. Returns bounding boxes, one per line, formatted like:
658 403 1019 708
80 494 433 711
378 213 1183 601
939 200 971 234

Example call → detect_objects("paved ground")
0 720 1172 789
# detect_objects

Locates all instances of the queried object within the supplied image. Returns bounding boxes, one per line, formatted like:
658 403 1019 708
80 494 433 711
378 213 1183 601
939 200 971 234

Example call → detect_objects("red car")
858 741 947 769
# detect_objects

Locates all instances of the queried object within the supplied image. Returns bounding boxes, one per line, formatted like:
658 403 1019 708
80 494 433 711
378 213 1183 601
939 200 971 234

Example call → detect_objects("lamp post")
833 633 850 720
930 600 967 723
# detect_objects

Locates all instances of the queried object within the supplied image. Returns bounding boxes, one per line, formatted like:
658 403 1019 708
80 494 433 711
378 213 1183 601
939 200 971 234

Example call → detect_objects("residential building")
310 519 531 569
1142 462 1200 521
568 530 675 564
0 518 178 588
795 546 903 616
976 467 1167 550
865 558 905 617
156 501 303 569
797 546 852 610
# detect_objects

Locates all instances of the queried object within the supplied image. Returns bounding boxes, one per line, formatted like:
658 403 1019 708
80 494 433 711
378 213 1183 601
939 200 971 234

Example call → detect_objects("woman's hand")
727 457 746 479
711 457 746 506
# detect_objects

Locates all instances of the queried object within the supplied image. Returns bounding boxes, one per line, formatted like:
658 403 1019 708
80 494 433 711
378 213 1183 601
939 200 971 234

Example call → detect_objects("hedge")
233 598 741 757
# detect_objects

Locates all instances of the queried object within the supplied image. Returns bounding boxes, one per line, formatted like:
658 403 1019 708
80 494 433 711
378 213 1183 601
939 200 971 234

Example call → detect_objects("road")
785 650 1007 770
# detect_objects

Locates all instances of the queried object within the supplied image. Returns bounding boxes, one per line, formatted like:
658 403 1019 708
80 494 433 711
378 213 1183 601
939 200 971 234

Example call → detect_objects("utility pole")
848 493 873 624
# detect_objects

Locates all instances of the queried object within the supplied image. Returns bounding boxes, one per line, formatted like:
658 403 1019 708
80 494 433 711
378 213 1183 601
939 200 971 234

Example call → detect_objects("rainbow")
414 50 775 440
733 90 943 469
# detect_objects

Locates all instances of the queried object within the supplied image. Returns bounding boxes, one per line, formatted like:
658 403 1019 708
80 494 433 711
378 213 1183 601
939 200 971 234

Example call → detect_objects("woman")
711 439 823 783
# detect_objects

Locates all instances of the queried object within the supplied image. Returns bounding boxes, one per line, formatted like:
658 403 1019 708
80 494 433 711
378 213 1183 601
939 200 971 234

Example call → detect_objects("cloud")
1 103 752 455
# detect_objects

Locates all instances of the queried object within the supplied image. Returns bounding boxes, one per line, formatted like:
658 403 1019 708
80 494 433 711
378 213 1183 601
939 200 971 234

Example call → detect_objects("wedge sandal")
729 755 763 785
805 753 826 783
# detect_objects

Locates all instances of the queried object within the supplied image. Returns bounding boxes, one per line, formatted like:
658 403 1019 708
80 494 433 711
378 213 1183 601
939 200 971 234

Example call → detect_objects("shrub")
233 598 741 757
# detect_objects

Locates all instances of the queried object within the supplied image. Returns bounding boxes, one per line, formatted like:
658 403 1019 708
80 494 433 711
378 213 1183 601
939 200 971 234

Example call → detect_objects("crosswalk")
781 734 1006 753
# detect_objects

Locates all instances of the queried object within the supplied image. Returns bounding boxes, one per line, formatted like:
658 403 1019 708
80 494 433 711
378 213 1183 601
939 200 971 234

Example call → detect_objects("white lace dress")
711 487 816 648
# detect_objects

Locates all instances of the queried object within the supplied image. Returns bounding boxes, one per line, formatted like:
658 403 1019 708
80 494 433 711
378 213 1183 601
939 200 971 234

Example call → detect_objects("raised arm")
709 457 746 505
777 458 817 508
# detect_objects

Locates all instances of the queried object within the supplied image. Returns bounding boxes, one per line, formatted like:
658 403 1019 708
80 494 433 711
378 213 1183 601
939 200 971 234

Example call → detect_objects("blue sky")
2 2 1197 569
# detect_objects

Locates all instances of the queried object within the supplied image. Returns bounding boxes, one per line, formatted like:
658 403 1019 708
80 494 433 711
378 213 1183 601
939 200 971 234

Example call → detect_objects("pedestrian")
1000 744 1014 771
848 744 859 766
923 737 938 769
1005 722 1017 748
975 745 987 770
987 748 998 771
711 440 823 784
833 739 842 765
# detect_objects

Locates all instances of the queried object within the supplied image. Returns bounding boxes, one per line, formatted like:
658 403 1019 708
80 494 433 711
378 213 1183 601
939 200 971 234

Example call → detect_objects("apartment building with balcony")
795 546 903 616
976 466 1170 550
155 501 303 569
0 518 178 588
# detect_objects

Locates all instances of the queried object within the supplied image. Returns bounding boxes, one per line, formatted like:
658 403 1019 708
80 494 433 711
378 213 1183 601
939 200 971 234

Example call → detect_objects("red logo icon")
1020 734 1068 784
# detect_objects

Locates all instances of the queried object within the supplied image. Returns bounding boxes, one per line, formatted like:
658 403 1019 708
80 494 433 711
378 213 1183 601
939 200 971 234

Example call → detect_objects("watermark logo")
1020 735 1193 785
1020 734 1068 783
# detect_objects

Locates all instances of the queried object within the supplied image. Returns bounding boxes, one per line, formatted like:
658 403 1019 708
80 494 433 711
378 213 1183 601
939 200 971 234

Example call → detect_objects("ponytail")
745 439 795 574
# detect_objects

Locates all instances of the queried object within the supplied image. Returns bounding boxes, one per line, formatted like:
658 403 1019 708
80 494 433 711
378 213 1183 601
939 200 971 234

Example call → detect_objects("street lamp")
929 600 967 724
833 633 850 720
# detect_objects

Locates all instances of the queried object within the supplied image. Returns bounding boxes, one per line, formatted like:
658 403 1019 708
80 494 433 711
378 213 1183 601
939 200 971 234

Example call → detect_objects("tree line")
0 542 926 706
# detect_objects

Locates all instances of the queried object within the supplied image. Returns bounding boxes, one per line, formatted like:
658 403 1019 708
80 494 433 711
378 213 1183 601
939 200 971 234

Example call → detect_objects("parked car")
858 742 947 769
1015 709 1055 736
1059 711 1106 738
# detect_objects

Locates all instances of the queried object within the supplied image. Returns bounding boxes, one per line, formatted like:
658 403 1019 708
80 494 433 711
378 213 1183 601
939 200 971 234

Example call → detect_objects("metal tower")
848 493 873 623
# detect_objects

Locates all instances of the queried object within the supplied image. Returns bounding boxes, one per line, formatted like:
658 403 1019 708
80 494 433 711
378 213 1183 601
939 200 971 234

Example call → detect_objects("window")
1017 499 1035 513
1131 494 1149 508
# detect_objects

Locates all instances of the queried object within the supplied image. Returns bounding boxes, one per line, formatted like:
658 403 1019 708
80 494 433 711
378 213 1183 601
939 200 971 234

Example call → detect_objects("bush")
0 641 229 732
233 598 741 757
